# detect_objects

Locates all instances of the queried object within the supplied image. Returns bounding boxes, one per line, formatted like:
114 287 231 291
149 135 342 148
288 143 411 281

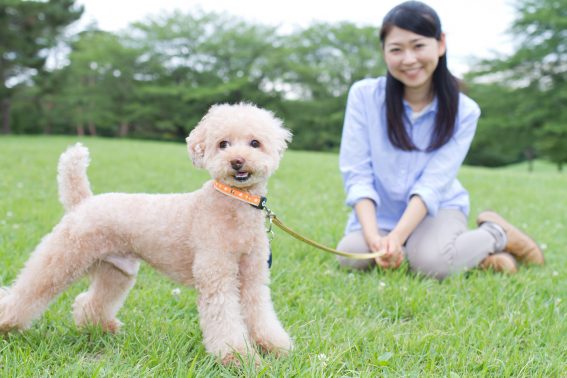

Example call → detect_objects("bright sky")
75 0 518 77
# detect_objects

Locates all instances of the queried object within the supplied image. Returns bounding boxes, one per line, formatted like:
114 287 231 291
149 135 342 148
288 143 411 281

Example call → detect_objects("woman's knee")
405 210 468 279
407 248 452 280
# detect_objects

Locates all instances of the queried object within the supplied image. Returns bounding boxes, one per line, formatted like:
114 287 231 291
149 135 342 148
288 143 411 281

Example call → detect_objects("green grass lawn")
0 136 565 377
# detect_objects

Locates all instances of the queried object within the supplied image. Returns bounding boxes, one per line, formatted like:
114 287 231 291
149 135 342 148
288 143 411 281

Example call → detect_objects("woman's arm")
410 102 480 216
371 195 427 269
389 195 427 245
354 198 382 252
355 196 427 269
340 82 381 209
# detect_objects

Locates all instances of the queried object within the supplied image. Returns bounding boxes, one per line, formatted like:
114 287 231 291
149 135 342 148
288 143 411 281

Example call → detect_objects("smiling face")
186 103 292 188
383 26 446 96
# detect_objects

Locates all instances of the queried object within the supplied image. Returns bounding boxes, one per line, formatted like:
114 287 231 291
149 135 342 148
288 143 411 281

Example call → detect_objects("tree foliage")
6 9 385 148
468 0 567 170
0 0 83 133
277 22 386 150
3 1 565 169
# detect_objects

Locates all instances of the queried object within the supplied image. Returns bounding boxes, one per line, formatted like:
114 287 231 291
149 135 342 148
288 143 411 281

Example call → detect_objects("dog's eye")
219 141 230 149
250 140 261 148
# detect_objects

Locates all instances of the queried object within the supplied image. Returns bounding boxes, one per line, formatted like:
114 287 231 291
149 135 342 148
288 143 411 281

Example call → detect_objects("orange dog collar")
213 180 267 209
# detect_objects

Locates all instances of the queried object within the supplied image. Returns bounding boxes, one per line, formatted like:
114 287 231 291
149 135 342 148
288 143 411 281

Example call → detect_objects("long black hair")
379 1 459 151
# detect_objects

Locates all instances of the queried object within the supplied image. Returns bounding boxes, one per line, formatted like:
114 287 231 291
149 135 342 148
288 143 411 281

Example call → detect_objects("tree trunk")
88 120 96 136
524 147 535 172
43 101 54 134
77 122 85 136
119 121 129 137
1 98 11 134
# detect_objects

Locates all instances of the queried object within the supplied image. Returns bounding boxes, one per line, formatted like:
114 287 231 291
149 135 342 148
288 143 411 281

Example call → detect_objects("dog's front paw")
221 349 262 367
256 330 293 356
94 318 123 333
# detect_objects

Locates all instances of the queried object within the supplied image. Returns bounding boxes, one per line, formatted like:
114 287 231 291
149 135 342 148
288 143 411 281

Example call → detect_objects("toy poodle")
0 103 293 365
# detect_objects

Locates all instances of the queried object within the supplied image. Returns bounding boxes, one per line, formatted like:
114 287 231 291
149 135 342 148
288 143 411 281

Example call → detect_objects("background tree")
465 83 530 167
468 0 567 170
124 10 281 140
53 30 141 136
4 2 564 170
278 22 386 150
0 0 83 134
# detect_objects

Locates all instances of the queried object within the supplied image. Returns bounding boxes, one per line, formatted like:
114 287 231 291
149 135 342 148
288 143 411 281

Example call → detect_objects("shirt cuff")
346 184 380 208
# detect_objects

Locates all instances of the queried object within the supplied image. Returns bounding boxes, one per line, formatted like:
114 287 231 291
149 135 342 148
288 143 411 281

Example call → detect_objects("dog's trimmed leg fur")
192 248 260 363
239 247 293 355
73 260 139 333
0 222 113 331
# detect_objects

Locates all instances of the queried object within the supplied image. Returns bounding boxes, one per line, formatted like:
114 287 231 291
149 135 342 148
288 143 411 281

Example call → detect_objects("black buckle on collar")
251 196 267 210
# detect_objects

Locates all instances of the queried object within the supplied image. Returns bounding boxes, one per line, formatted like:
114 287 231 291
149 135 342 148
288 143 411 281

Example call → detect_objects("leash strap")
266 212 385 260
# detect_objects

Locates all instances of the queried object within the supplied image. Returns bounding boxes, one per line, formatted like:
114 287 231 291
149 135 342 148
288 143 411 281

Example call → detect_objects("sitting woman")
337 1 544 279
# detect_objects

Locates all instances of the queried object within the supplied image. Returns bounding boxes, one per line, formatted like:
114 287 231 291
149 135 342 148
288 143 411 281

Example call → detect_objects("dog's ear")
275 121 293 158
255 105 293 158
186 120 207 169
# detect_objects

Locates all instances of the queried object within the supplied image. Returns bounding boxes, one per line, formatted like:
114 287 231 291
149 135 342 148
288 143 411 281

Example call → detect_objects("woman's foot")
477 211 544 265
479 252 518 274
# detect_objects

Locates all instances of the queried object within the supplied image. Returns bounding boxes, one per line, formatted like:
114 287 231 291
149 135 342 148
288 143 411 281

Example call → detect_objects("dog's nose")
230 158 244 171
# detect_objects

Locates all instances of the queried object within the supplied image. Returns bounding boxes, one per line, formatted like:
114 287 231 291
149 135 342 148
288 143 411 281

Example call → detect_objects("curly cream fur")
0 103 293 364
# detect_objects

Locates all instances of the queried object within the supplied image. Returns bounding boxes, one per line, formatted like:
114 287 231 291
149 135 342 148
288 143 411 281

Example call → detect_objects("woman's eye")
250 140 261 148
219 141 230 149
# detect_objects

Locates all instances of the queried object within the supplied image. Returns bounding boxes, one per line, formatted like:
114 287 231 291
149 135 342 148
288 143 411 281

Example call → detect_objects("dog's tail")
57 143 93 212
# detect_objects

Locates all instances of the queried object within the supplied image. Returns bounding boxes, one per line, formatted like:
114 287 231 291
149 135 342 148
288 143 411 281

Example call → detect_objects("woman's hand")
365 232 404 270
375 233 404 269
372 195 427 270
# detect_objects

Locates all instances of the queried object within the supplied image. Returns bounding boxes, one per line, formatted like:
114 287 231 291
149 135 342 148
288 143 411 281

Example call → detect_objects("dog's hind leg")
239 248 292 355
73 258 139 333
0 223 114 332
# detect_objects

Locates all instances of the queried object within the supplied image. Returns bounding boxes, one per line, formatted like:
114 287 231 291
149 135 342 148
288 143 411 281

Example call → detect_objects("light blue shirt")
339 77 481 233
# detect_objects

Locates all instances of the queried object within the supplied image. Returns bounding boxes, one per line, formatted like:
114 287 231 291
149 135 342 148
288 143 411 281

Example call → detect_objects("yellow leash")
266 211 385 260
213 181 384 260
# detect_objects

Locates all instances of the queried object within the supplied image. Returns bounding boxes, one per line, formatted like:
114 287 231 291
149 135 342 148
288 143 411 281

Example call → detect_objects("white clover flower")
317 353 329 367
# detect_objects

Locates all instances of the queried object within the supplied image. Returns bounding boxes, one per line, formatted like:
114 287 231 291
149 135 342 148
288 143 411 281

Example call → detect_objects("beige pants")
336 209 503 279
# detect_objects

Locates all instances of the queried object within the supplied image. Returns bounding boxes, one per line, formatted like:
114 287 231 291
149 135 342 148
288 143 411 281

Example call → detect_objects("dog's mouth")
234 171 251 182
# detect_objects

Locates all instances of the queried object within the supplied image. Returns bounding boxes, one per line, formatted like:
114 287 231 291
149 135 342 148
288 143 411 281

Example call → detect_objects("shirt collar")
403 97 438 122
